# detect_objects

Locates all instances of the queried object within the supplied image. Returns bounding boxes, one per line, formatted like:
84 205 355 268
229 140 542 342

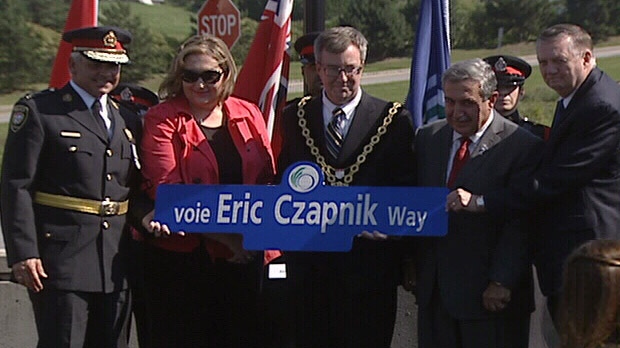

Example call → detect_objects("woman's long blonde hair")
158 34 237 103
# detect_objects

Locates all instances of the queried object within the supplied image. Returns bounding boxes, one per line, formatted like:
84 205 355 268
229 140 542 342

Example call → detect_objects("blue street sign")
154 162 448 251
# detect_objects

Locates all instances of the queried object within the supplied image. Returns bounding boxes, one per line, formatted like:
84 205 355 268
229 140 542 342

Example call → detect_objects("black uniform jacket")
1 84 143 293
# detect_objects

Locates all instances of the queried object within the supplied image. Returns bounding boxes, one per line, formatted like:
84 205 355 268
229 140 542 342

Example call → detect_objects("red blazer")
141 96 277 260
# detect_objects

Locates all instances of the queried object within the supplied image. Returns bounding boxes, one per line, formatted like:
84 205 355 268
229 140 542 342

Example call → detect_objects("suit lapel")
302 98 329 158
549 68 599 140
452 115 505 187
471 115 504 159
437 124 453 184
61 85 109 143
339 92 381 162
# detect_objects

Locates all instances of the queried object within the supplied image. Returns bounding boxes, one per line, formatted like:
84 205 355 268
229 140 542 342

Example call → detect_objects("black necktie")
326 107 346 159
91 100 105 129
91 99 110 138
551 99 565 129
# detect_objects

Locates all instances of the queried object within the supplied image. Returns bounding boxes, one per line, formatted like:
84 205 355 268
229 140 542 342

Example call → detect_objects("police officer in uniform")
111 82 159 118
1 26 143 348
484 55 551 140
286 31 323 108
110 82 158 348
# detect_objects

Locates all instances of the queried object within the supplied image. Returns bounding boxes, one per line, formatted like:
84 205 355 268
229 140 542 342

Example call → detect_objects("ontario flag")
233 0 293 158
49 0 99 88
405 0 451 128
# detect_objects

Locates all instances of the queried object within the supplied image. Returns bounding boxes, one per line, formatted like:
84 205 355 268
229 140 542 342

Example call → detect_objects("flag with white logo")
405 0 451 128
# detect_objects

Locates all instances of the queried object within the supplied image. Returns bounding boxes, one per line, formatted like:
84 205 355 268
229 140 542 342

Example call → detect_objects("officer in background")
263 33 324 346
1 26 144 348
484 55 550 140
111 82 159 118
110 82 159 348
287 31 323 107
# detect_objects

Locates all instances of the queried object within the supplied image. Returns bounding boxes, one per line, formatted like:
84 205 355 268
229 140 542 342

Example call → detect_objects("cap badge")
62 93 73 102
494 57 507 72
103 31 118 48
120 87 133 102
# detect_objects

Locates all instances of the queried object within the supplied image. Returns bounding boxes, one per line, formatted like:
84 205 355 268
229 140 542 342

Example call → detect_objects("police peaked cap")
483 55 532 87
294 32 321 65
111 83 159 111
63 26 132 64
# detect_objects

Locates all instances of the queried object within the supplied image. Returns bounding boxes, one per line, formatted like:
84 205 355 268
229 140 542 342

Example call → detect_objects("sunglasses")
181 69 223 84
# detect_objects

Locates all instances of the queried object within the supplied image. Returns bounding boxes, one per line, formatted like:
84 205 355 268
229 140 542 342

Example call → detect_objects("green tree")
339 0 409 61
100 2 172 83
24 0 70 31
485 0 562 46
567 0 620 42
230 17 260 67
0 0 49 92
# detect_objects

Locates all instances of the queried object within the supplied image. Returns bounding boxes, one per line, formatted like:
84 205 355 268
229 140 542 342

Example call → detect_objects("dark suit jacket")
277 91 415 186
487 68 620 295
276 91 415 347
415 115 542 320
1 84 143 293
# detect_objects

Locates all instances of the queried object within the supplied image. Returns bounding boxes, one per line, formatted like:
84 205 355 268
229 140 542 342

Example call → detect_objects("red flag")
49 0 98 88
233 0 293 158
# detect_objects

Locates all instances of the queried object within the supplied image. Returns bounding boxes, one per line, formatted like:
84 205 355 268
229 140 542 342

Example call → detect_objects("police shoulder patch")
10 105 29 133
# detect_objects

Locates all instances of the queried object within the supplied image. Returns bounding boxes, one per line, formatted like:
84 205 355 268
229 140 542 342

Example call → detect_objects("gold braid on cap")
295 96 401 186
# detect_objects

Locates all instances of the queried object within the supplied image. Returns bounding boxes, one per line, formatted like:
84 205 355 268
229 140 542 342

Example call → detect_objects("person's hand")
446 189 485 213
483 281 511 312
207 234 255 264
358 230 388 241
12 258 47 292
141 210 185 238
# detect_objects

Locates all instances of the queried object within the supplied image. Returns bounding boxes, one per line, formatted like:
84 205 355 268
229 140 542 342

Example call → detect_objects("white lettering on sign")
274 193 378 233
199 14 237 36
173 202 211 224
387 206 428 232
216 192 263 224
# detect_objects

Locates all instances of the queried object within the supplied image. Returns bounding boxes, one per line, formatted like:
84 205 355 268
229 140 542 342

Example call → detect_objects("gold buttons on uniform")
106 149 113 157
106 174 113 181
102 221 110 229
68 146 77 152
44 232 52 238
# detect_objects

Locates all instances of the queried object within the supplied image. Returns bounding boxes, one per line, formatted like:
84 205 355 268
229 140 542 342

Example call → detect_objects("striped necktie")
326 107 346 159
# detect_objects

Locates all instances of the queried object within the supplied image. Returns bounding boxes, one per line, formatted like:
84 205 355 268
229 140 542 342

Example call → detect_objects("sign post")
197 0 241 49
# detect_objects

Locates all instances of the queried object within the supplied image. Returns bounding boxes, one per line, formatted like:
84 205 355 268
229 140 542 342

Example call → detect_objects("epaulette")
22 87 56 100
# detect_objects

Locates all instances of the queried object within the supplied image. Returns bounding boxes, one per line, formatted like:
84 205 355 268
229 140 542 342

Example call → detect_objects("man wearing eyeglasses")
276 26 416 348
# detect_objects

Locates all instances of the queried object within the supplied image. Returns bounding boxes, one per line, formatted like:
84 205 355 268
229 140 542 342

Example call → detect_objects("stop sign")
197 0 241 49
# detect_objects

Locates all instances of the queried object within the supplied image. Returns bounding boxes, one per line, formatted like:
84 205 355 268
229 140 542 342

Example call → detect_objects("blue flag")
405 0 451 128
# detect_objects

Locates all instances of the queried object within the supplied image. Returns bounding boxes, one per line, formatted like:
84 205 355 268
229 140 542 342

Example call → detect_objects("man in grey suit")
415 58 542 347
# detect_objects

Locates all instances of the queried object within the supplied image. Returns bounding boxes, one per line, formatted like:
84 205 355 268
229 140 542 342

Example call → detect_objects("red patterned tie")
447 137 471 188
